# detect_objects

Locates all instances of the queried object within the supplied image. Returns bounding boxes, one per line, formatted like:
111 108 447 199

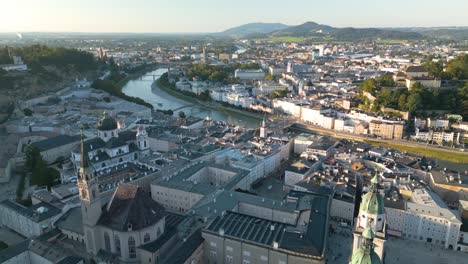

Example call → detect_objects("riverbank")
155 74 264 121
115 64 160 89
289 124 468 163
92 64 160 109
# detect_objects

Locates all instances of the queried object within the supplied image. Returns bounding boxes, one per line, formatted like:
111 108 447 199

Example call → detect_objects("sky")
1 0 467 33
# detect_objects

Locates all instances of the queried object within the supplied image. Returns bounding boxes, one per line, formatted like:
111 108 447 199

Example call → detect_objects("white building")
234 69 265 80
0 200 62 238
386 186 462 250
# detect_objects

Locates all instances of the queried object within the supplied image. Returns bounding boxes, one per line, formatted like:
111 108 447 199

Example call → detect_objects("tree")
24 145 58 189
178 111 186 119
398 93 408 110
406 93 422 112
422 61 443 78
24 145 40 171
30 155 48 187
445 54 468 80
23 108 33 116
359 79 377 94
376 74 395 87
265 74 275 81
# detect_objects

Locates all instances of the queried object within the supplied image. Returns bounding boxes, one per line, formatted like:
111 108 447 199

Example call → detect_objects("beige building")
369 121 404 139
406 76 441 89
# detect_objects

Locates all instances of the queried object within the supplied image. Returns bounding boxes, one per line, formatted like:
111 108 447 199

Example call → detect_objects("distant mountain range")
218 21 468 41
218 23 289 38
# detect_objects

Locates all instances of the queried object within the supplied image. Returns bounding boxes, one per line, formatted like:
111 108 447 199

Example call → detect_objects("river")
121 68 260 127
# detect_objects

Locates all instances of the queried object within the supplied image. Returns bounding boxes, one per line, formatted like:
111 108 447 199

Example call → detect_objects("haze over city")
2 0 468 33
0 1 468 264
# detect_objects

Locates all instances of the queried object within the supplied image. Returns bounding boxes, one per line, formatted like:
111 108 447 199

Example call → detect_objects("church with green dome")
350 227 382 264
351 174 387 263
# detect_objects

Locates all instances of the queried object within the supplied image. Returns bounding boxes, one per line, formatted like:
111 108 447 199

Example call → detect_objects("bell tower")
136 126 149 156
260 118 268 138
350 227 382 264
353 174 386 261
77 128 102 254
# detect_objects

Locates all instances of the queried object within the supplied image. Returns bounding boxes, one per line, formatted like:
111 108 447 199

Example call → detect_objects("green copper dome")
362 227 376 240
97 112 117 131
370 175 380 185
360 191 385 215
360 175 384 215
350 247 382 264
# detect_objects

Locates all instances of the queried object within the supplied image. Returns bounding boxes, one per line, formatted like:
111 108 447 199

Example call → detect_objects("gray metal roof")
55 206 83 235
205 211 286 246
32 135 81 152
0 200 61 223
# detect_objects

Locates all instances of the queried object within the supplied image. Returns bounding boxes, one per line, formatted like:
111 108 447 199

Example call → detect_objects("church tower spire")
77 128 102 254
350 227 382 264
352 173 387 261
260 117 268 138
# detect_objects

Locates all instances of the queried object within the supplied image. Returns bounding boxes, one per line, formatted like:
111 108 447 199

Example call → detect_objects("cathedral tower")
77 129 102 254
350 227 382 264
352 174 386 261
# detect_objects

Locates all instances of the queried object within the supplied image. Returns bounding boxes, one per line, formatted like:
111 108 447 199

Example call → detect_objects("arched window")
114 235 121 256
128 236 136 259
144 233 150 243
104 132 108 137
134 153 138 160
119 158 123 163
144 141 147 148
104 232 111 252
102 162 106 168
157 227 162 237
111 131 114 137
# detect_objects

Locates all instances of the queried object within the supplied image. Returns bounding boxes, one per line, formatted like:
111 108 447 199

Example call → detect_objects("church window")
114 235 121 256
144 141 147 148
104 232 111 252
134 153 138 160
104 132 107 137
111 131 114 137
128 236 136 258
157 227 162 237
119 158 123 163
102 162 106 168
144 233 150 243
